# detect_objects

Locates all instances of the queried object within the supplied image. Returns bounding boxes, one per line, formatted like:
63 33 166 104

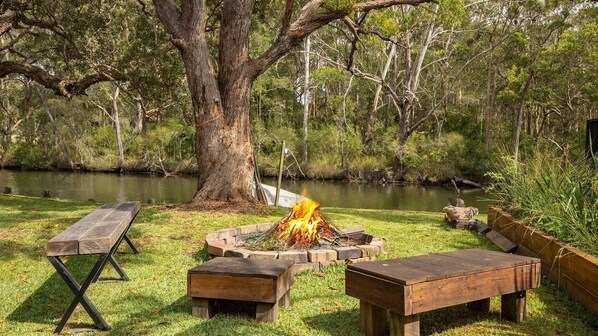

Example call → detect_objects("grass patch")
0 194 596 335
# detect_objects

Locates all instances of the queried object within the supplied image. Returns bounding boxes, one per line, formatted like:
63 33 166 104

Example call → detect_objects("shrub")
10 142 50 169
487 151 597 256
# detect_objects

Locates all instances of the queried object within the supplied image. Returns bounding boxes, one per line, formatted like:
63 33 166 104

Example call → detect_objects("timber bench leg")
501 291 527 322
467 298 491 312
278 290 291 308
360 300 387 336
255 301 279 322
390 313 419 336
191 298 215 319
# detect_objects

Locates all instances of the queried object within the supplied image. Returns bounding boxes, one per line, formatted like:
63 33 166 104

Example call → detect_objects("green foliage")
487 151 597 255
321 0 356 12
9 142 50 170
402 132 466 181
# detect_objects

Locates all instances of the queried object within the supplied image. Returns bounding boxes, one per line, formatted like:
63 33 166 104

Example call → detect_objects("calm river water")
0 170 492 212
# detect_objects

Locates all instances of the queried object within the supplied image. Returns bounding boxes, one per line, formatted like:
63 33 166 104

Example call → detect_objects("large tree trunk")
152 0 431 206
178 1 256 205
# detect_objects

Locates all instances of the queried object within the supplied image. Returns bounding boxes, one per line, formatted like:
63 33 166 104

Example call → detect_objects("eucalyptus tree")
311 1 468 175
151 0 432 206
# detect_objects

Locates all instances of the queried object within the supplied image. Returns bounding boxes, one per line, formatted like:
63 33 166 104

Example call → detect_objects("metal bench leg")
123 235 138 254
91 254 130 283
48 256 111 333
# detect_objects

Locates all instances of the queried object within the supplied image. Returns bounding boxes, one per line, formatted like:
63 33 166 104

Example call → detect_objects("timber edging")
488 207 598 313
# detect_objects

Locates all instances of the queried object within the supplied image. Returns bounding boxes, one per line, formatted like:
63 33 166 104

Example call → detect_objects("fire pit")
204 199 384 272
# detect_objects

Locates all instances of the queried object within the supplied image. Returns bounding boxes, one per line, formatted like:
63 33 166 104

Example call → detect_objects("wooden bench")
47 202 141 333
346 249 540 336
187 257 294 322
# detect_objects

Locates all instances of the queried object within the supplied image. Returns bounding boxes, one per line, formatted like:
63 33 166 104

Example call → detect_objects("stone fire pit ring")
204 223 384 273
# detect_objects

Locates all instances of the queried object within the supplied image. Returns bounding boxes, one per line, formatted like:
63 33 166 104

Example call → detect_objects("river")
0 170 493 212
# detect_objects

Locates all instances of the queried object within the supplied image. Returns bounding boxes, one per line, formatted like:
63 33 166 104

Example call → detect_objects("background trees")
0 0 595 190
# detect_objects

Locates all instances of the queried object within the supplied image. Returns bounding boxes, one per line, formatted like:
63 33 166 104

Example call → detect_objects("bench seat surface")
347 248 538 285
47 202 140 256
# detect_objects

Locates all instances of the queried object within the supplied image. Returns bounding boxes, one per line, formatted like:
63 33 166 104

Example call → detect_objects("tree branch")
249 0 431 78
0 61 127 97
152 0 185 46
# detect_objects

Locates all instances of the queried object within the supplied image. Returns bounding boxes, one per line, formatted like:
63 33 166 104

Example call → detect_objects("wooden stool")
187 257 294 322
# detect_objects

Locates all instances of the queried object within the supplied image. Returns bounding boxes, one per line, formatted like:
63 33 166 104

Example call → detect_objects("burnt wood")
46 202 140 333
345 249 540 336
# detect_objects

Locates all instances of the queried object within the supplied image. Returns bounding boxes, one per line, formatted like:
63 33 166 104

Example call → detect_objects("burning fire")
274 197 340 248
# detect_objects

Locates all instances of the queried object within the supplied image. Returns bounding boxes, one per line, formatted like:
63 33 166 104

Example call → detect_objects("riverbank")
0 169 491 211
0 161 488 187
1 195 595 335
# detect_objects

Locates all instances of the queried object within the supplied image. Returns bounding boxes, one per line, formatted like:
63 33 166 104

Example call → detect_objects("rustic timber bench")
47 201 141 333
346 248 540 336
187 257 294 322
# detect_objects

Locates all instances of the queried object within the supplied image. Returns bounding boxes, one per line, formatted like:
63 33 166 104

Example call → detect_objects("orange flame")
275 195 338 248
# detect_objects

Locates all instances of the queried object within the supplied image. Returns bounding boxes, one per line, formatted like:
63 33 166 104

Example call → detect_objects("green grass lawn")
0 194 596 335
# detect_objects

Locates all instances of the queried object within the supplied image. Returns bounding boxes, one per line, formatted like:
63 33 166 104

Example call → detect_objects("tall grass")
487 152 597 256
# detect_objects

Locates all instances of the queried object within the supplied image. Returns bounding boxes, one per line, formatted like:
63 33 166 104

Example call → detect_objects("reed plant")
487 151 597 256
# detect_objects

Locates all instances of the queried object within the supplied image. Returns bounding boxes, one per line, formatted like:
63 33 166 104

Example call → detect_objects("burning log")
251 198 344 249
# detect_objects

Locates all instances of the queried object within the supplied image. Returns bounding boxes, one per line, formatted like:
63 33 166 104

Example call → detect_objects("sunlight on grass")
0 194 595 335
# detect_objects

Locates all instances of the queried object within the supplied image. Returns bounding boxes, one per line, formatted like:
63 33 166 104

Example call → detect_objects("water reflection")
0 170 492 212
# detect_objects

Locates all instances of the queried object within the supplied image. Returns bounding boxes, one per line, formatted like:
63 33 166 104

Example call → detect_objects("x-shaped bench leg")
48 255 111 333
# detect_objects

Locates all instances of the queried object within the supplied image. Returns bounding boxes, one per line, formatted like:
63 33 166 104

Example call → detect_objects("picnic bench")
346 249 540 336
47 202 141 333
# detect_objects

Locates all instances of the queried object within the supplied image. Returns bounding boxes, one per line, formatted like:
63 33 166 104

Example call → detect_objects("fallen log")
452 176 485 189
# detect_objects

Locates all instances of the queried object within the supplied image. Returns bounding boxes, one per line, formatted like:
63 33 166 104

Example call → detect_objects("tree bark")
111 86 125 173
366 42 396 145
513 72 533 162
484 63 496 152
302 35 310 161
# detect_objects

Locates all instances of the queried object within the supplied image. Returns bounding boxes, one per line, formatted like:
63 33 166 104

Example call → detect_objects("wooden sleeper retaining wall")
488 207 598 312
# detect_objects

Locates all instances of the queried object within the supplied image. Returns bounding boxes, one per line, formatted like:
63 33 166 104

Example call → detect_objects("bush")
487 151 597 255
402 132 466 181
10 142 50 169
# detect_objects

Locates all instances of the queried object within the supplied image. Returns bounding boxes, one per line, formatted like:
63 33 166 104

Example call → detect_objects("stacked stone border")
204 223 384 273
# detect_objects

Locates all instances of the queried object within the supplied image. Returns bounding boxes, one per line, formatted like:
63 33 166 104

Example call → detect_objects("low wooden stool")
187 257 294 322
346 249 540 336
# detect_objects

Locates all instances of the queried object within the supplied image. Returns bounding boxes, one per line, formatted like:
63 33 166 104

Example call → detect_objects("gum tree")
152 0 431 206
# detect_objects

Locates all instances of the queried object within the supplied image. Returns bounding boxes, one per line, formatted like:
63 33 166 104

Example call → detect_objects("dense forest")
0 0 596 186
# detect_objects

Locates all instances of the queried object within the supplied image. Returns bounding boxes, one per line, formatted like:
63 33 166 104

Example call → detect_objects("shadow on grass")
304 305 531 336
7 256 99 324
7 250 154 325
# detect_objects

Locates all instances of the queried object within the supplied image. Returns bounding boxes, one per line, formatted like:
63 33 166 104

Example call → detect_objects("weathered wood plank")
347 249 536 285
188 257 294 279
47 203 128 256
78 202 140 255
346 269 411 315
410 264 539 314
188 273 276 303
490 207 598 312
485 230 518 253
